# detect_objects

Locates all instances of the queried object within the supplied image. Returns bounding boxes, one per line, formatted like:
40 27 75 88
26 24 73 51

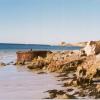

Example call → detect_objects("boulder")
83 41 100 56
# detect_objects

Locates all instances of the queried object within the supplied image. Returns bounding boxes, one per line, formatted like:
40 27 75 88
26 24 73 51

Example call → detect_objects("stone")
56 94 76 99
46 89 76 99
15 61 25 65
0 62 6 66
83 41 100 56
27 56 49 70
79 90 87 97
63 79 73 85
76 55 98 85
67 88 74 92
96 85 100 92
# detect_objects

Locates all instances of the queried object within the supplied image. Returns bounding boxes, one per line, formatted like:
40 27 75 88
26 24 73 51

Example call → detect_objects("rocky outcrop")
20 47 100 86
75 41 100 85
42 51 84 72
76 54 100 85
44 58 83 73
76 56 95 84
26 50 85 73
15 41 100 99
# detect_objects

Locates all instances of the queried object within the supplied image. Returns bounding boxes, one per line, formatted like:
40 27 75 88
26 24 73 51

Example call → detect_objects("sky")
0 0 100 44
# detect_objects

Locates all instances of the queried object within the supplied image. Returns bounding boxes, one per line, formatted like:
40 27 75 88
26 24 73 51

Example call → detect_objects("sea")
0 43 81 50
0 44 81 100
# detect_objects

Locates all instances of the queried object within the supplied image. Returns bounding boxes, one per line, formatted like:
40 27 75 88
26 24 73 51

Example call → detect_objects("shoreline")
0 40 100 99
15 40 100 99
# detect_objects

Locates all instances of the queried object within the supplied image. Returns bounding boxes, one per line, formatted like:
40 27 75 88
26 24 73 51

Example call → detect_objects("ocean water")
0 44 81 100
0 43 82 50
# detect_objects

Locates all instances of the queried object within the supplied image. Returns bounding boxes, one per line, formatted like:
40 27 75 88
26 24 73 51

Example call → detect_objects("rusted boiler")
16 50 52 62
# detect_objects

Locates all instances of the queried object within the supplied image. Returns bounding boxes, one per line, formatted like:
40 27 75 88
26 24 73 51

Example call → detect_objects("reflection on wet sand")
0 65 62 100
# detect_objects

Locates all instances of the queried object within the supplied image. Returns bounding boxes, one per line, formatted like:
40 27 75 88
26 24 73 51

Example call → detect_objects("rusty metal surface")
16 51 52 62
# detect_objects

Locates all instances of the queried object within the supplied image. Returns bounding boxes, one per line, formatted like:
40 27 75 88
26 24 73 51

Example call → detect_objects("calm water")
0 43 81 50
0 46 81 100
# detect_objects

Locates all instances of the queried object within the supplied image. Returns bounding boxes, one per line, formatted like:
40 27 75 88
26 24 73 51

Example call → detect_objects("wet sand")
0 65 63 100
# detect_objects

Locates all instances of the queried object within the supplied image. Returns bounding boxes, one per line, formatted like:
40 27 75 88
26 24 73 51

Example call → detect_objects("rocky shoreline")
15 41 100 99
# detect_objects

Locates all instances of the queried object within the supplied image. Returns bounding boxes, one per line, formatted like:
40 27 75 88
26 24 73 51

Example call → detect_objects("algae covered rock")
46 89 76 99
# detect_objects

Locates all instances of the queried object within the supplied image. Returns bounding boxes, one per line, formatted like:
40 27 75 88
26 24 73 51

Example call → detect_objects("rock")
27 57 48 70
83 41 100 56
76 56 97 85
56 73 68 77
80 49 87 57
96 84 100 92
95 54 100 70
37 71 46 74
67 88 74 92
15 61 25 65
87 84 100 99
6 61 14 65
63 83 70 87
63 79 73 85
56 94 76 99
71 80 78 86
46 89 58 99
45 58 83 73
27 61 45 69
62 78 78 87
95 93 100 99
73 91 80 95
46 89 76 99
25 50 84 73
79 90 87 97
0 62 6 66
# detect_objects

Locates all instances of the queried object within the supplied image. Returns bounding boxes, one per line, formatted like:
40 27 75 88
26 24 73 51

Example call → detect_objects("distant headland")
59 40 100 47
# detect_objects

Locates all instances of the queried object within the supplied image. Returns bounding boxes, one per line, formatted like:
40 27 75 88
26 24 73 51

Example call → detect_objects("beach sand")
0 52 62 100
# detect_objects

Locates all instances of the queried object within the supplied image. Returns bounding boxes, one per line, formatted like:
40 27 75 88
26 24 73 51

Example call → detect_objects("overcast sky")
0 0 100 44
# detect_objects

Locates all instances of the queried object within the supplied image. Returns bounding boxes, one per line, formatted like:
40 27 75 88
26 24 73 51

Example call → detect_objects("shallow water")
0 51 62 100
